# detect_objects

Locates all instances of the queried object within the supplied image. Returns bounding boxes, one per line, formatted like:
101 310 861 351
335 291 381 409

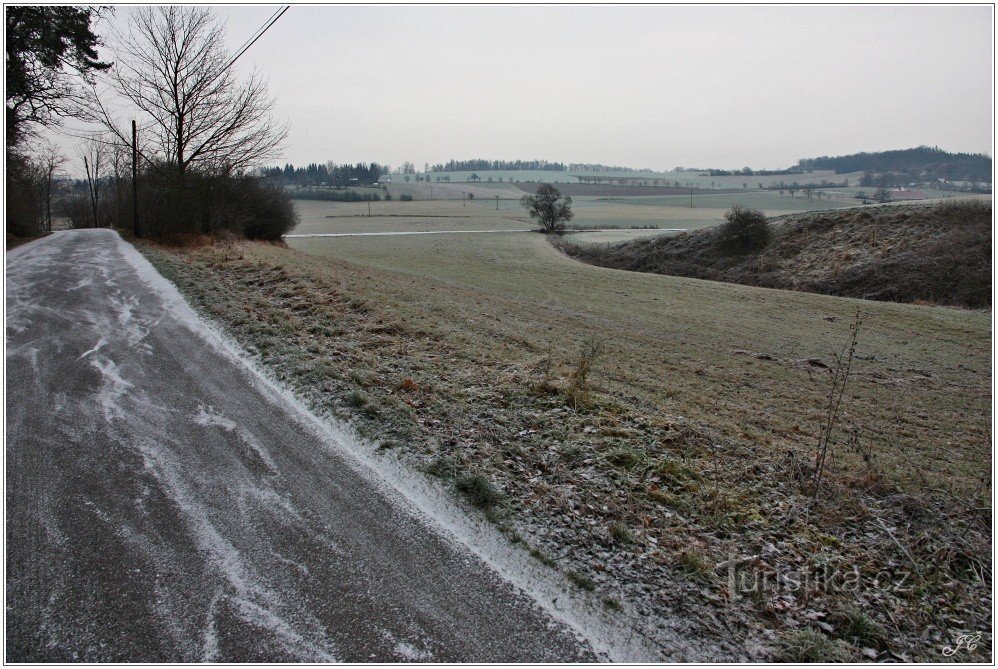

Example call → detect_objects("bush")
133 170 298 242
715 206 770 254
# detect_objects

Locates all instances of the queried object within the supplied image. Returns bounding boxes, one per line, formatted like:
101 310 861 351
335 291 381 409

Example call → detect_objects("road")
5 230 607 662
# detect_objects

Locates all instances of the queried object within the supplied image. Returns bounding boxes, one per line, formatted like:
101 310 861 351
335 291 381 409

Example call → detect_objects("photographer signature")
942 632 982 657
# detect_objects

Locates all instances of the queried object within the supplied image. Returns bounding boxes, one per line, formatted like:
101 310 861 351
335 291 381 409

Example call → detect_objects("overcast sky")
87 4 993 171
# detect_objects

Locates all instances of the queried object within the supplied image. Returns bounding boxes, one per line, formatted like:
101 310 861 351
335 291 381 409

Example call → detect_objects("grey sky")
92 4 993 171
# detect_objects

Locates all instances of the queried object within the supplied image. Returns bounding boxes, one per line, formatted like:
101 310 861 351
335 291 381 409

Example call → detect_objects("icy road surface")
5 230 604 662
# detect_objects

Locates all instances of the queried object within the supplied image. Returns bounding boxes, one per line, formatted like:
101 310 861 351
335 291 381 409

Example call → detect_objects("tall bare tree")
37 143 67 231
87 6 285 176
81 138 105 228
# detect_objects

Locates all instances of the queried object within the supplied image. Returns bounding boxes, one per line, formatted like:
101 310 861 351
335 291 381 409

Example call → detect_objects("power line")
223 6 289 72
226 6 284 67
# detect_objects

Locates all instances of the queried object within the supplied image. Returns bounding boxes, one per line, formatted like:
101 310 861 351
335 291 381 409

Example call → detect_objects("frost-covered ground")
5 229 654 662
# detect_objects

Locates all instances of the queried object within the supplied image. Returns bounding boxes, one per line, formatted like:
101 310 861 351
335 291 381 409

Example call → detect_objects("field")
143 193 992 661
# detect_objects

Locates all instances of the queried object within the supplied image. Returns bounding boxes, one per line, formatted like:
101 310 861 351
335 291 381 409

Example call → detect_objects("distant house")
890 188 927 201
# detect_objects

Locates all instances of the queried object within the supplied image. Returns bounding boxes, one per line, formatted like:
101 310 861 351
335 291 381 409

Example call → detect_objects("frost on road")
4 230 609 662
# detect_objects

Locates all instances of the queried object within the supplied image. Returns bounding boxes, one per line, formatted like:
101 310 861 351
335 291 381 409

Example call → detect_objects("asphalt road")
5 230 600 662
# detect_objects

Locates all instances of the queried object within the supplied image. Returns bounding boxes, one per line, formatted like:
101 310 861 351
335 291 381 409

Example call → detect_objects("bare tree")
37 143 67 231
86 6 285 176
81 138 105 228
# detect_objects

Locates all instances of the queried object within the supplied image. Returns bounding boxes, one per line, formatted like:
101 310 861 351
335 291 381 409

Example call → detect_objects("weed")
426 455 456 479
566 338 605 409
346 389 368 408
529 547 557 567
567 570 597 591
531 351 559 395
775 628 851 662
606 447 647 471
610 522 634 544
675 549 712 583
455 473 503 510
813 309 862 503
654 457 696 484
602 596 622 611
831 608 885 647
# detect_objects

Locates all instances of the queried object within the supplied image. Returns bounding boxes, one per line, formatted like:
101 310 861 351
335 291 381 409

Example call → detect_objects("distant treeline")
262 162 389 187
569 163 656 174
428 159 566 172
796 146 992 183
700 168 803 177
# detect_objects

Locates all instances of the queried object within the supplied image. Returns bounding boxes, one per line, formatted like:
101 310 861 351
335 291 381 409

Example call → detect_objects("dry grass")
138 207 992 661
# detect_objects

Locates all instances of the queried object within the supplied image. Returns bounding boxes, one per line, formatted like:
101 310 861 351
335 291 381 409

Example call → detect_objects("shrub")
132 170 298 242
715 206 770 254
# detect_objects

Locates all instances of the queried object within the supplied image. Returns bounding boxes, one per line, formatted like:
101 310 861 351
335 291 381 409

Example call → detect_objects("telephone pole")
132 120 140 237
495 194 500 210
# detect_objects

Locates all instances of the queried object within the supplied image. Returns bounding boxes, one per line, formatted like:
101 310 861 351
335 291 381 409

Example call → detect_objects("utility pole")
495 194 500 210
367 199 371 216
132 120 140 237
690 187 693 208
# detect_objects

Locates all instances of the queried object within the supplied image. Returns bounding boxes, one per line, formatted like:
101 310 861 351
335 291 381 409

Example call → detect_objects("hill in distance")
794 146 991 183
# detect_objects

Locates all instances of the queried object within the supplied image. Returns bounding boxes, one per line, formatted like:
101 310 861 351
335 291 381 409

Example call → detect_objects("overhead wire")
222 6 289 72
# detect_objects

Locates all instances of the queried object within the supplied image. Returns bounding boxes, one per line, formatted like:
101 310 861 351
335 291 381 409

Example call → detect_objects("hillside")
560 199 991 308
795 147 992 183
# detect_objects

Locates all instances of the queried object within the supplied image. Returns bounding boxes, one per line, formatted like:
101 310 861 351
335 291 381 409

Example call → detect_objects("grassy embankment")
561 199 992 308
139 197 991 661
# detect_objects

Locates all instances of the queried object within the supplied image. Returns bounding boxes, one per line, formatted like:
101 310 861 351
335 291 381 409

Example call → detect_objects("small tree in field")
521 183 573 233
715 206 770 254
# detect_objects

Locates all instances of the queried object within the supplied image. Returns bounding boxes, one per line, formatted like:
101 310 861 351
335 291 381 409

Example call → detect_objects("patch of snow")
193 404 277 473
77 336 107 361
90 357 134 422
193 404 238 431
